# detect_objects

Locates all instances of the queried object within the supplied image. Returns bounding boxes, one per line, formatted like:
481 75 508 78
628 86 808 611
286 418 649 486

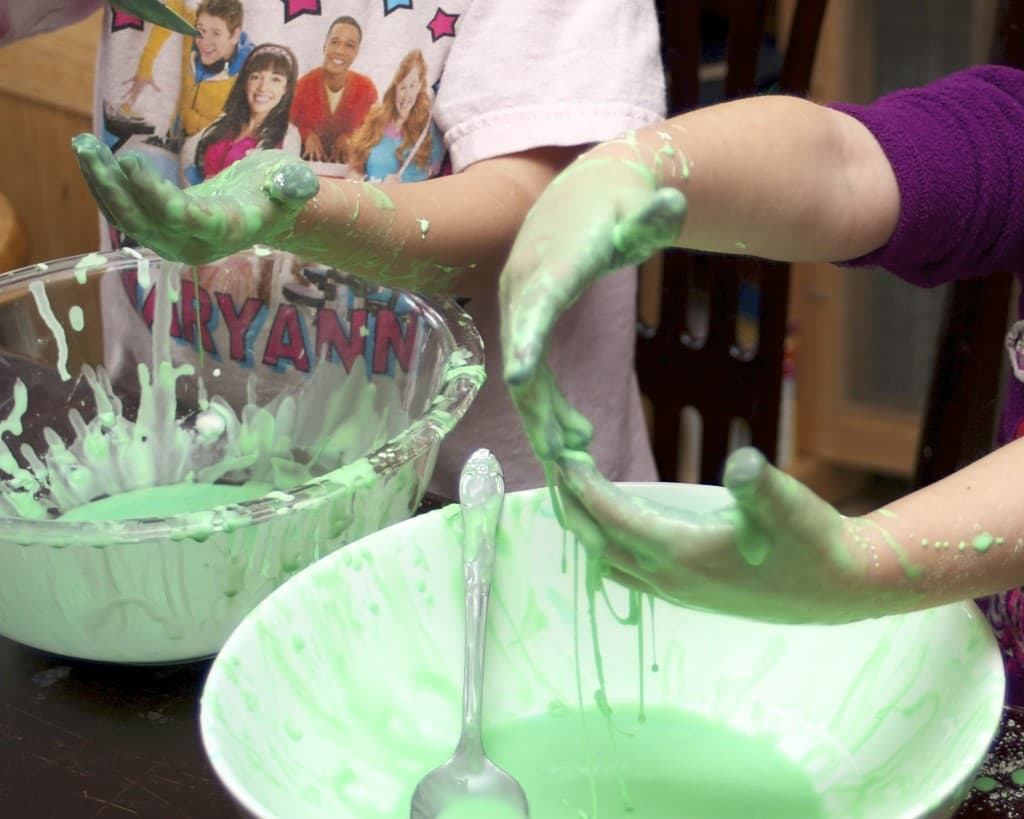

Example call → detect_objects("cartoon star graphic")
281 0 322 23
111 10 145 32
427 8 458 41
383 0 414 14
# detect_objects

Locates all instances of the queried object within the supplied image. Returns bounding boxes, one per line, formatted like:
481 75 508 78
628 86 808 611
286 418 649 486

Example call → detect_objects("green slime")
59 481 273 521
482 705 825 819
0 250 483 663
436 798 525 819
0 252 458 522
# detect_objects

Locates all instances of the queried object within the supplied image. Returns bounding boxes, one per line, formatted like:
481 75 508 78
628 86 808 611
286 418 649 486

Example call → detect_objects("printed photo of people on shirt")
98 1 461 385
100 1 448 190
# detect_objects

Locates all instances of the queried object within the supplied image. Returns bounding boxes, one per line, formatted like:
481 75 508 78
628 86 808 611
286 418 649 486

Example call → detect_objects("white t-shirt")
5 0 666 495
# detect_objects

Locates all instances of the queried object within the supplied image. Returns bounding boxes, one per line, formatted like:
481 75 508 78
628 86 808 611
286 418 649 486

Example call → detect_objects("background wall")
0 11 103 266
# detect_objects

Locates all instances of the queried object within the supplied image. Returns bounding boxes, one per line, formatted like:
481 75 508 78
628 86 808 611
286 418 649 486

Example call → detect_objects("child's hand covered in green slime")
498 153 685 465
500 154 686 393
554 446 923 624
72 133 319 265
496 147 930 625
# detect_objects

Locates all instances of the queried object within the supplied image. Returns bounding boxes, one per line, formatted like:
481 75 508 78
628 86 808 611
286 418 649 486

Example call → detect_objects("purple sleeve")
831 65 1024 286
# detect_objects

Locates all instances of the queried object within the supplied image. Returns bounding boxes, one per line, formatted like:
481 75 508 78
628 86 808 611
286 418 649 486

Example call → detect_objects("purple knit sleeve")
831 65 1024 286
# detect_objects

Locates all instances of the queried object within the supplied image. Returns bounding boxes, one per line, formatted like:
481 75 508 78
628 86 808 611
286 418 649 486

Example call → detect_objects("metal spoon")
108 0 197 35
409 449 529 819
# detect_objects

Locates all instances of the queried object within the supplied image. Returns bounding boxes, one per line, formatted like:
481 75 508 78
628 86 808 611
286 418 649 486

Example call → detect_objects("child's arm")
500 94 900 472
621 94 900 262
503 64 1024 386
288 145 578 296
499 66 1024 623
72 133 576 295
501 94 900 386
556 438 1024 624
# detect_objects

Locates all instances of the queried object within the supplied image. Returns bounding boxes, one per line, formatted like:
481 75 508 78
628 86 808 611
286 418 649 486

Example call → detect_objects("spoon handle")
460 448 504 574
457 449 504 764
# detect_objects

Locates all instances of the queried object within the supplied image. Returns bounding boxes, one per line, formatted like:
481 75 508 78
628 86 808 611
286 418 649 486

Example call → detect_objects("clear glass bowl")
0 248 484 662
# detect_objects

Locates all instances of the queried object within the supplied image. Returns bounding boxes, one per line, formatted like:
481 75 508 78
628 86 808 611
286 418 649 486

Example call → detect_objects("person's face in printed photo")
246 67 288 118
395 66 422 120
322 22 361 84
195 12 241 68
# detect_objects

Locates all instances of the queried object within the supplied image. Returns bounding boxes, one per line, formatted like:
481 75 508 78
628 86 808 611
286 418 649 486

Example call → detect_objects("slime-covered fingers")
499 248 586 388
115 151 202 248
500 188 680 386
610 187 687 266
72 135 320 264
506 363 592 466
260 156 321 207
72 135 181 256
137 148 316 256
502 157 686 516
71 134 135 233
500 154 677 388
553 445 926 624
719 446 849 568
556 450 730 569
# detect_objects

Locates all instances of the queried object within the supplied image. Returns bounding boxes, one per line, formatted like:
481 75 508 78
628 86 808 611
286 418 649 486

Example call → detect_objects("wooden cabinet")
0 11 103 266
781 0 1003 492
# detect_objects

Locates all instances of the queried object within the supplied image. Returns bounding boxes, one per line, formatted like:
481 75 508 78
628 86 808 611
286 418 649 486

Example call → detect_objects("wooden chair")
639 0 829 483
912 0 1024 490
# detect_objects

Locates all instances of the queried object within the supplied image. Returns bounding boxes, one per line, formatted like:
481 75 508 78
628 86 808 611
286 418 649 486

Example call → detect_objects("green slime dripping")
59 481 272 521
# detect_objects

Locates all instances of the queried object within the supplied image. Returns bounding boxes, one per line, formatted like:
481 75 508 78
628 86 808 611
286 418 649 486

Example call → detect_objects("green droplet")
972 532 995 552
974 776 1000 793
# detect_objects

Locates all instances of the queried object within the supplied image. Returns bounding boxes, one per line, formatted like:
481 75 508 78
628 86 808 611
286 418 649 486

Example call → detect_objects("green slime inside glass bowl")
0 248 484 663
200 483 1005 819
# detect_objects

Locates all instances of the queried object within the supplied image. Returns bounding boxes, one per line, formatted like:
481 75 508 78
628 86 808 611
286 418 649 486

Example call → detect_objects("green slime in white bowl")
200 484 1004 819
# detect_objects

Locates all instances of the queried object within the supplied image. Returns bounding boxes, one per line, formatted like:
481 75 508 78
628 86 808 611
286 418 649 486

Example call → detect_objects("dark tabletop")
956 705 1024 818
0 637 236 817
0 492 457 818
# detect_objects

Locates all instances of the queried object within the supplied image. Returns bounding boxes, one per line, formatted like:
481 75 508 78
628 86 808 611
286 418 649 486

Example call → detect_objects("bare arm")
73 133 577 295
288 145 579 294
857 436 1024 607
501 95 902 436
552 438 1024 625
632 95 901 261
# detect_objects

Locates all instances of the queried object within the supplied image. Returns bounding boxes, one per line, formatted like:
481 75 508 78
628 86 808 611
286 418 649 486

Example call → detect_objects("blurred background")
0 0 1013 512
